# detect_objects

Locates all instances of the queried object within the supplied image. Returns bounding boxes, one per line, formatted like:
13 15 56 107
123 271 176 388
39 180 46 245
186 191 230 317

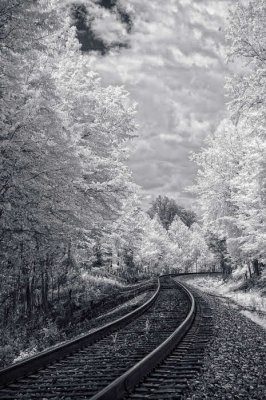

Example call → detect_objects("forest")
0 0 265 366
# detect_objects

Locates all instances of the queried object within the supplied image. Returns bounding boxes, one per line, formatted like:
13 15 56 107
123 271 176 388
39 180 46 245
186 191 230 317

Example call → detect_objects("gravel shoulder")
181 285 266 400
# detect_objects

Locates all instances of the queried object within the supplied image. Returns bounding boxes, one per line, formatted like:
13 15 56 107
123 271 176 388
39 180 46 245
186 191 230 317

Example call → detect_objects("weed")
111 332 118 345
145 318 150 336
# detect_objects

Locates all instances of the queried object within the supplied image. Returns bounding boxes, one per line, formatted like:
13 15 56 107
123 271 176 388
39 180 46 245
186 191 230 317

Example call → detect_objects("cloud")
82 0 232 208
90 6 128 45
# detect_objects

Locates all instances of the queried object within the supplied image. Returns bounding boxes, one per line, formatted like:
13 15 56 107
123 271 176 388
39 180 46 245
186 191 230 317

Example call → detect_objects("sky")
78 0 232 208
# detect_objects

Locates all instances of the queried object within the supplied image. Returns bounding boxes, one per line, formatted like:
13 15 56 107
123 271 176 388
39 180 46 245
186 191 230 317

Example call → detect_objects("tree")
190 223 212 273
191 0 266 277
104 193 145 279
190 120 244 262
160 216 213 273
0 0 138 321
148 195 196 229
167 217 190 271
205 232 231 277
137 215 171 275
226 0 266 270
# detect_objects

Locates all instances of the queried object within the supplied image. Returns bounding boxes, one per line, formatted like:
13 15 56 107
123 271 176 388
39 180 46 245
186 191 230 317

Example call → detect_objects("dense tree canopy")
191 0 266 277
148 195 196 230
0 0 137 320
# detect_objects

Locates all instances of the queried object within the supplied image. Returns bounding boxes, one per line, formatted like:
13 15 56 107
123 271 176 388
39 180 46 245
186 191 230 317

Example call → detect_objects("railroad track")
67 279 157 334
0 276 213 400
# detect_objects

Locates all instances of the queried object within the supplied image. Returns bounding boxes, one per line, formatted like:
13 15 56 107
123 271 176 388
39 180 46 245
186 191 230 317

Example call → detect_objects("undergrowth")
0 273 129 368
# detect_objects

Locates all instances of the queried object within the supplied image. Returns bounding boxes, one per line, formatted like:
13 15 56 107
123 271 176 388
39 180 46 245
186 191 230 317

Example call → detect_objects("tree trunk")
41 260 49 312
252 259 261 276
25 278 31 317
248 262 252 278
221 256 226 278
57 278 60 300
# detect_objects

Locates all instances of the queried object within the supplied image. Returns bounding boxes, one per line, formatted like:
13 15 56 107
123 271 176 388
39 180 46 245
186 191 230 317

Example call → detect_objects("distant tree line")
147 195 196 229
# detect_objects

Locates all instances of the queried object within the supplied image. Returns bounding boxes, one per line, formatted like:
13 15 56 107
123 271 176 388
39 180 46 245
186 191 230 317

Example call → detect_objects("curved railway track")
0 275 213 400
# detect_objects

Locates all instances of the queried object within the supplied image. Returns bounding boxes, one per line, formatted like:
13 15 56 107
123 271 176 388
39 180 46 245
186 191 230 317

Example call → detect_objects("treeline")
96 195 215 278
0 0 137 323
191 1 266 279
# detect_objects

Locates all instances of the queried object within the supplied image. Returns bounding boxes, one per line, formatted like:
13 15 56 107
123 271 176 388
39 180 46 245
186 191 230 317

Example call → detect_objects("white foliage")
190 0 266 269
0 0 138 312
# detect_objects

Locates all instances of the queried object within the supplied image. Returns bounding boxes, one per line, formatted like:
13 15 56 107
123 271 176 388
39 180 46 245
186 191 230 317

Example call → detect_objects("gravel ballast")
181 286 266 400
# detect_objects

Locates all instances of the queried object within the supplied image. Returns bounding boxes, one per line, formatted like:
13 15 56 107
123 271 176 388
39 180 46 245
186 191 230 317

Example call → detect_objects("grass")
181 271 266 329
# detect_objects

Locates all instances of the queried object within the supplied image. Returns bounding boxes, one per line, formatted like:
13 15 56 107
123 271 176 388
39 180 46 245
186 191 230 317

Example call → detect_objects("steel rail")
0 279 160 387
90 278 196 400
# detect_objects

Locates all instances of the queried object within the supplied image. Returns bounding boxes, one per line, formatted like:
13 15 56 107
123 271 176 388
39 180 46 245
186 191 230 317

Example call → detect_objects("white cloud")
84 0 232 207
90 6 128 45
